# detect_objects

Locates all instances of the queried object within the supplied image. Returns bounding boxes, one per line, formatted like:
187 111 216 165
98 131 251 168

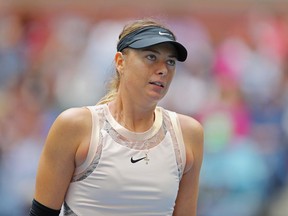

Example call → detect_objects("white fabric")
64 104 186 216
168 111 186 173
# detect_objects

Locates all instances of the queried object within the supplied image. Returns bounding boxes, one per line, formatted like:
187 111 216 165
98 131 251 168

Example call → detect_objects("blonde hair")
97 18 175 105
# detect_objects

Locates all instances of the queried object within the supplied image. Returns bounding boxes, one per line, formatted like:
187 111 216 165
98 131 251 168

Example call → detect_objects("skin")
33 43 204 216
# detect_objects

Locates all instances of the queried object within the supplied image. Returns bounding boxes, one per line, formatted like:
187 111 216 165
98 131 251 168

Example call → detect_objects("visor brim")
128 37 187 62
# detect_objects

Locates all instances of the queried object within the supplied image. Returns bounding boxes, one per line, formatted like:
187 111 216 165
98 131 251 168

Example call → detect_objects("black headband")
117 26 187 62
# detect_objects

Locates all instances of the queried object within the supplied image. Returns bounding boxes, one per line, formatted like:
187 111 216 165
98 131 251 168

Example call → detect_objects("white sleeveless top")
63 104 186 216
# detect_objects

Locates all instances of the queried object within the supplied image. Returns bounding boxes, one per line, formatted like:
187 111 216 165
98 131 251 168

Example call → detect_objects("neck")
108 98 156 132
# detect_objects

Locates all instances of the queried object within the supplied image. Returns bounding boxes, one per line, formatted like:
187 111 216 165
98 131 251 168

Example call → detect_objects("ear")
115 52 125 74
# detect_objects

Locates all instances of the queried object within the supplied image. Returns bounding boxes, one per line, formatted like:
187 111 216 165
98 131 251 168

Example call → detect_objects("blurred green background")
1 1 288 215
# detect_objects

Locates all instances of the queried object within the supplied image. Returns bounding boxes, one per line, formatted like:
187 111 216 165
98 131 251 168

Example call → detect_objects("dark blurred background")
0 0 288 215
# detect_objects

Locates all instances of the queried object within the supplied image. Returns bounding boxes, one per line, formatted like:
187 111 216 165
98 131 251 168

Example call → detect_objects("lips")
149 81 165 88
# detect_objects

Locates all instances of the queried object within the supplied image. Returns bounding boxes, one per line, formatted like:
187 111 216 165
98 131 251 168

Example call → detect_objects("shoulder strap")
168 111 186 177
74 106 100 175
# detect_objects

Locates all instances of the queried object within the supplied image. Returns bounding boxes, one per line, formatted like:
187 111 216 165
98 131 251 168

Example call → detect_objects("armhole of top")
168 111 186 175
74 106 99 175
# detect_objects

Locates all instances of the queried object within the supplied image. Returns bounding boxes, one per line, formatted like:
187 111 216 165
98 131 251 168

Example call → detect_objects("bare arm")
33 107 91 210
173 114 204 216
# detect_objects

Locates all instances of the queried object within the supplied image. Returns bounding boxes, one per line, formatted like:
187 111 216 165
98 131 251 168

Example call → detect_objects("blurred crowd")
0 7 288 216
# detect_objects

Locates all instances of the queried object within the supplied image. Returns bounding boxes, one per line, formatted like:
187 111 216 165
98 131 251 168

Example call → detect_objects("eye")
146 54 156 61
167 59 176 66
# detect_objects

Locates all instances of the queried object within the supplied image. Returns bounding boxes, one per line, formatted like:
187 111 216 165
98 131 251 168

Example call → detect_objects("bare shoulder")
177 113 203 130
172 113 204 215
176 113 204 173
56 107 91 129
45 107 92 153
34 107 92 209
177 113 204 144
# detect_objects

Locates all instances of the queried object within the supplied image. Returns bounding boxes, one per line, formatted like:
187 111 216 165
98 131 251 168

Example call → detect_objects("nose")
156 62 168 76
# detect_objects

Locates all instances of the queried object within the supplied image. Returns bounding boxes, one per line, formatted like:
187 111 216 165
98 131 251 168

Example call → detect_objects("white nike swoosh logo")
159 31 172 37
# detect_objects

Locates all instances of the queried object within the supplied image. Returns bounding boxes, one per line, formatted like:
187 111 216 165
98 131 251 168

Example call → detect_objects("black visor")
117 26 187 62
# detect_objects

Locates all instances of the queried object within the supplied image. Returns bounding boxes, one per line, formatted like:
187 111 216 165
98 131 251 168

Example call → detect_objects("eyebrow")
141 48 177 59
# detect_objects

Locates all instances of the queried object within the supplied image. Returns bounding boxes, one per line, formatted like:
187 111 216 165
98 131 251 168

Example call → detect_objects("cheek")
123 67 146 88
125 61 149 82
164 71 175 90
168 70 176 82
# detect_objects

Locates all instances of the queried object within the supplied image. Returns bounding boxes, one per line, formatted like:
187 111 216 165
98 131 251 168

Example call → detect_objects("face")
115 43 177 105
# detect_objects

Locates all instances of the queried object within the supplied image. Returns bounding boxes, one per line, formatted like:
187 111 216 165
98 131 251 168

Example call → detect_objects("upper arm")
34 107 91 210
173 114 204 216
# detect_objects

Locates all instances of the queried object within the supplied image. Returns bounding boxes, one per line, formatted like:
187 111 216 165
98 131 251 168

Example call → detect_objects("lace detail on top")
72 135 103 182
163 110 185 178
63 202 77 216
71 105 185 181
71 107 105 182
102 118 167 150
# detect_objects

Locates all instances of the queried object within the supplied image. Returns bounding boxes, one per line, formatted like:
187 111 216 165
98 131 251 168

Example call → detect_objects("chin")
149 94 165 104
